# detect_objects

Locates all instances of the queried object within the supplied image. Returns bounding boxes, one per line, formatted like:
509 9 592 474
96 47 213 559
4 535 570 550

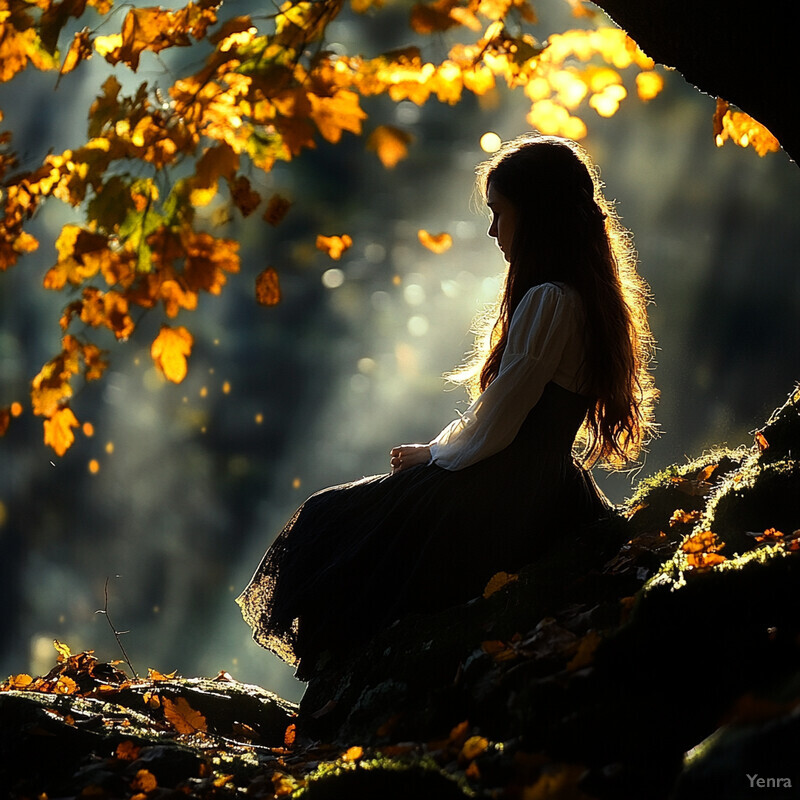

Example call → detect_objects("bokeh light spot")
407 315 429 337
480 131 502 152
88 459 100 474
322 268 345 289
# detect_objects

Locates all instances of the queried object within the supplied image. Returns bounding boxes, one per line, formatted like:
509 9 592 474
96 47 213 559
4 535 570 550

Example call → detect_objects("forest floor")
3 386 800 800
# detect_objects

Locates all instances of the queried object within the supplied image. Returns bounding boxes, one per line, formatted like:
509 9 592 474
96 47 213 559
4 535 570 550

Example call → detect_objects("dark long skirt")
237 382 611 678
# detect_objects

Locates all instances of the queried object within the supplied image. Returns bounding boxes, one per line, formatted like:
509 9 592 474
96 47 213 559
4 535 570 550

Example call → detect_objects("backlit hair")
455 134 657 468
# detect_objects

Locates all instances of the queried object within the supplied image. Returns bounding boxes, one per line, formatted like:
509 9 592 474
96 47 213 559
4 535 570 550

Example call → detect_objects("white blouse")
429 282 586 471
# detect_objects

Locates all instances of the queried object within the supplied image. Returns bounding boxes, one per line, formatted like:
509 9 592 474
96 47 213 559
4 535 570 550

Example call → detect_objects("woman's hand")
390 444 431 474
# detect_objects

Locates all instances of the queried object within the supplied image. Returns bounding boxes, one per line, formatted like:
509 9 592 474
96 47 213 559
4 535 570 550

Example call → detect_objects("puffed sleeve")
428 282 583 471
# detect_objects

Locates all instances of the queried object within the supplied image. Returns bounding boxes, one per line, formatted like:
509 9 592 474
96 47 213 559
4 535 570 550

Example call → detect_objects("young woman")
237 134 657 679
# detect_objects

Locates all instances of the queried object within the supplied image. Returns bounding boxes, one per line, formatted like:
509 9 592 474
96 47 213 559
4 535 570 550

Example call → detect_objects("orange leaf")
131 768 158 793
151 326 193 383
482 570 518 599
5 673 33 690
461 735 489 761
308 90 367 143
115 741 141 761
669 508 701 527
418 229 453 253
263 194 292 227
255 267 281 306
284 723 296 747
342 745 363 761
59 29 93 78
316 234 353 260
366 125 413 168
162 696 207 734
755 431 769 452
44 407 80 456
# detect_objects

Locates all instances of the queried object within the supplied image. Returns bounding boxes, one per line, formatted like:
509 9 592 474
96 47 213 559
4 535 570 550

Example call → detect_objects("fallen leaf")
162 696 207 734
483 570 518 599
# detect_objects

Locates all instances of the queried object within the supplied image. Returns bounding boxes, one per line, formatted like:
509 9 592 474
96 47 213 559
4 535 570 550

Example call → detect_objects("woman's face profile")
486 182 517 262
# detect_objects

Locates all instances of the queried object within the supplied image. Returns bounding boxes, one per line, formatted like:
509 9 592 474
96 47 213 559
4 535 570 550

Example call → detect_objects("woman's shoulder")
518 281 579 311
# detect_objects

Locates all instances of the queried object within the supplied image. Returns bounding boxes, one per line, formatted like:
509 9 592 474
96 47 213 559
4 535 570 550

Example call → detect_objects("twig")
96 576 139 679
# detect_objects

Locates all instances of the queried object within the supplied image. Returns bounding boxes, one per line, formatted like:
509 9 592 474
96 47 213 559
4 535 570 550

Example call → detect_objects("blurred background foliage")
0 0 798 702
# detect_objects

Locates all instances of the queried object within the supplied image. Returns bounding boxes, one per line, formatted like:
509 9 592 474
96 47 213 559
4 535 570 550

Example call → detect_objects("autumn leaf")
460 735 489 761
669 508 702 527
714 98 780 156
162 696 208 734
482 570 518 599
255 267 281 306
566 630 601 671
308 89 367 143
54 640 72 661
366 125 413 168
151 325 194 383
4 673 33 690
284 723 296 747
681 530 726 569
44 407 80 456
59 29 93 79
115 740 141 761
342 745 363 761
147 668 177 681
263 194 292 226
131 769 158 793
755 430 769 451
229 175 261 216
418 229 453 253
316 234 353 260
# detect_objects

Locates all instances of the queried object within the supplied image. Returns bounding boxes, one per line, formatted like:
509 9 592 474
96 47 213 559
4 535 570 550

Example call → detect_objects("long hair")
458 134 657 468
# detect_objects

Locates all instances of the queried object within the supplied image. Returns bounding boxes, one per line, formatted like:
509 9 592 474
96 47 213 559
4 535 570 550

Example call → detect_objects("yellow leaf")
255 267 281 306
54 640 72 661
418 229 453 253
367 125 413 168
162 696 207 734
636 70 663 101
44 407 80 456
316 234 353 260
151 326 193 383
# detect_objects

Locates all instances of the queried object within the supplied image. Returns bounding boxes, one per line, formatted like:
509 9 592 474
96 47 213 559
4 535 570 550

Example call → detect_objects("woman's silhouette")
237 134 657 679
